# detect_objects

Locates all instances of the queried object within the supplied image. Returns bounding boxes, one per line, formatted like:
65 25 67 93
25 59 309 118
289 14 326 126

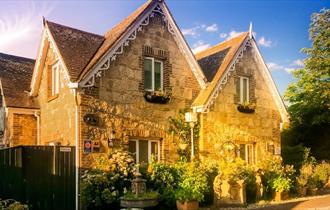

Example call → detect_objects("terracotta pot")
176 200 199 210
274 191 289 202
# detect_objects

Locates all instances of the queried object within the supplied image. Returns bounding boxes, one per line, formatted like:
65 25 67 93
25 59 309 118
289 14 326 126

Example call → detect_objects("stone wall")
200 45 282 163
37 48 76 146
79 14 201 167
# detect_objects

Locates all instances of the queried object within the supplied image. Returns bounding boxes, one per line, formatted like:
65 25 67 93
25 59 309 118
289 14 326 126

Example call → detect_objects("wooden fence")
0 146 75 210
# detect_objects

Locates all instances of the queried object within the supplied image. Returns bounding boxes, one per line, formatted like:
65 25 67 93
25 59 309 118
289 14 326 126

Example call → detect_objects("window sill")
47 94 59 102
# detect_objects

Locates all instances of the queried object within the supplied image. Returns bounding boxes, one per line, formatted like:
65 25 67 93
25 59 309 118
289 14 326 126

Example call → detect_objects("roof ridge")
46 20 104 38
195 32 249 58
0 52 35 62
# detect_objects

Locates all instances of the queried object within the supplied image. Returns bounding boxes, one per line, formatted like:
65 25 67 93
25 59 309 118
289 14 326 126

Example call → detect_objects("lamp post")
185 111 197 160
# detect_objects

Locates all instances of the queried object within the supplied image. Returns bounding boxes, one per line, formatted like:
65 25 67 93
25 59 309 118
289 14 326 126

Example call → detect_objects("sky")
0 0 328 96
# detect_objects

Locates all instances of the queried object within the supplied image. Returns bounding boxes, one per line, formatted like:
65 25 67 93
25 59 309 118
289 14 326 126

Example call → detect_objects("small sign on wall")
60 147 71 152
84 140 92 153
275 147 281 155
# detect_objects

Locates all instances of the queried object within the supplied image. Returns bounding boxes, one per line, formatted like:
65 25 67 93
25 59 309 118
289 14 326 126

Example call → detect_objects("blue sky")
0 0 328 95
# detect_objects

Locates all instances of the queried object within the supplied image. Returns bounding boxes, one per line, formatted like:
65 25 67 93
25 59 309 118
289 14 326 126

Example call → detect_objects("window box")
237 102 256 113
144 90 170 104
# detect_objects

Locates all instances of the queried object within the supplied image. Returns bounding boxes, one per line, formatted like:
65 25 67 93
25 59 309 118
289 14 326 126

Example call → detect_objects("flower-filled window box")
237 102 256 113
144 90 170 104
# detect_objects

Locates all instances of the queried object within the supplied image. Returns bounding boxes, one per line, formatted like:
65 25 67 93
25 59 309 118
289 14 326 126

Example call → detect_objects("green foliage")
0 200 28 210
145 161 183 208
282 144 316 170
257 155 295 198
284 8 330 160
81 150 136 209
271 176 292 192
175 162 209 202
168 109 200 160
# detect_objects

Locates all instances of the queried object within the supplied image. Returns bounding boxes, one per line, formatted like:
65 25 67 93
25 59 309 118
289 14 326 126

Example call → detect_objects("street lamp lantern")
185 111 197 160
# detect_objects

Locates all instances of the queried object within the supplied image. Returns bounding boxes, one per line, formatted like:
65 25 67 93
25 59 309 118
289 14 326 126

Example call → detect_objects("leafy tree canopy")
283 8 330 160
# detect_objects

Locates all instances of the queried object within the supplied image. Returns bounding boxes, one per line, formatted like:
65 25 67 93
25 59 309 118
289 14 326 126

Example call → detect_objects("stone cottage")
0 0 288 167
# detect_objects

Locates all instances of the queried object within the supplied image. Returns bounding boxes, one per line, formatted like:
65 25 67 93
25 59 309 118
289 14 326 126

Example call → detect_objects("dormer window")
239 76 249 103
144 57 163 91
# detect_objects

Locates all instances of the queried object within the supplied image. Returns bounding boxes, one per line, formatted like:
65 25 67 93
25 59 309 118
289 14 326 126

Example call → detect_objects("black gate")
0 146 75 210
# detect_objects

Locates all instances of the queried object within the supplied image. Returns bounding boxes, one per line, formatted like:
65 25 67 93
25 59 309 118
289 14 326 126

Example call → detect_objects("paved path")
251 194 330 210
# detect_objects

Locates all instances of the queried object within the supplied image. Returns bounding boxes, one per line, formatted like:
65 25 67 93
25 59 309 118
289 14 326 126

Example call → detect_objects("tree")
283 8 330 160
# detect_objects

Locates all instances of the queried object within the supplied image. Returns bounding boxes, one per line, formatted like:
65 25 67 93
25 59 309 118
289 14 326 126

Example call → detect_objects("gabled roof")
45 21 104 81
0 53 39 109
193 32 249 107
80 0 154 79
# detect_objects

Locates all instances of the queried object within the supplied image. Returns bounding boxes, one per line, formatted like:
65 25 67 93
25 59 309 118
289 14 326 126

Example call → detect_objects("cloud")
205 23 218 32
0 1 55 58
219 33 227 39
225 30 244 40
267 60 302 74
192 40 211 53
292 59 304 67
181 27 198 37
258 36 272 48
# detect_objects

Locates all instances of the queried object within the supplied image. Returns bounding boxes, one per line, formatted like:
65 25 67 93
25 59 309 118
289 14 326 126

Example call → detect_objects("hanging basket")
144 91 170 104
237 104 255 113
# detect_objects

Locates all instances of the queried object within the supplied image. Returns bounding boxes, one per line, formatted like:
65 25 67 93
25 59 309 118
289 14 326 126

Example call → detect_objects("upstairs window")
239 76 249 103
52 63 60 95
144 57 163 91
48 62 59 100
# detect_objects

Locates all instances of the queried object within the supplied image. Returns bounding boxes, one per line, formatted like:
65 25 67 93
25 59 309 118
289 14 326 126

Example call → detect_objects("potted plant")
271 176 291 201
175 163 209 210
144 90 171 104
237 101 256 113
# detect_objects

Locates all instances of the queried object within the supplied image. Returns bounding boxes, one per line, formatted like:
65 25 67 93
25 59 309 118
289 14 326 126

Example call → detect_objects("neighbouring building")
0 0 289 167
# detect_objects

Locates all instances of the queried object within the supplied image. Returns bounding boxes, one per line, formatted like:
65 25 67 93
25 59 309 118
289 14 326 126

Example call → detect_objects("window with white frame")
51 62 60 96
144 57 163 91
239 76 249 103
128 139 160 164
238 143 254 164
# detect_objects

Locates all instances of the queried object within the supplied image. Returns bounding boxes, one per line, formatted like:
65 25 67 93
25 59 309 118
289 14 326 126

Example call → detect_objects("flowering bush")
81 150 136 209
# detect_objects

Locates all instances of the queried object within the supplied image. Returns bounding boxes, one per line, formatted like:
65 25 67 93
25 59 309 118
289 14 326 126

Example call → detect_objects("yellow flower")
147 164 153 173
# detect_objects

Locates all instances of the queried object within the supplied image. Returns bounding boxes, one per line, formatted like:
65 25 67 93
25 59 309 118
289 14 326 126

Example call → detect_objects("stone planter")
307 187 318 196
120 197 159 208
144 92 170 104
273 191 289 202
176 200 199 210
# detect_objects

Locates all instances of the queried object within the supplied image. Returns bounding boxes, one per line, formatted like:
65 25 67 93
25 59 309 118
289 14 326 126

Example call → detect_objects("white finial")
249 22 253 39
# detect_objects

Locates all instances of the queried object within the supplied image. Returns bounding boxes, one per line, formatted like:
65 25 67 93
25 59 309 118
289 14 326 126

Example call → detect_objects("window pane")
154 61 162 91
128 141 137 162
239 144 246 160
144 59 152 90
243 78 248 102
139 140 148 164
150 142 158 161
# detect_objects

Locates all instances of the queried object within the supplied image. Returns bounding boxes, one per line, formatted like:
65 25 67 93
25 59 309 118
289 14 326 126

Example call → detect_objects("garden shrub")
0 199 28 210
175 161 210 203
312 161 330 187
81 150 136 209
256 155 295 199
